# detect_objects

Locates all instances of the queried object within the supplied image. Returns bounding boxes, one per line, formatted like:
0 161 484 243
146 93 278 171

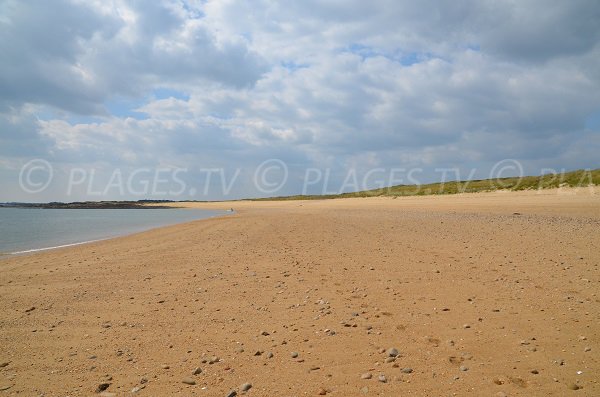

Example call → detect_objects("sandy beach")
1 188 599 396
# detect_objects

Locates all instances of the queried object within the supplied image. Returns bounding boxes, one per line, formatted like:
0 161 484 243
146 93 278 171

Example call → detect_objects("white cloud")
1 0 600 200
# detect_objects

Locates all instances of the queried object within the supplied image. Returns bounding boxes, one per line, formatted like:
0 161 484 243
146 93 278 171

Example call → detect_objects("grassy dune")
252 168 600 201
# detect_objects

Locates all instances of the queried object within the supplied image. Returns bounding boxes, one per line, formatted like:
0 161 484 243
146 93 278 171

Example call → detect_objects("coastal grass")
251 168 600 201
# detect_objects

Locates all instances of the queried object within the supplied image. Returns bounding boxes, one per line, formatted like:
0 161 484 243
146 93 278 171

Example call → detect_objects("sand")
1 188 599 396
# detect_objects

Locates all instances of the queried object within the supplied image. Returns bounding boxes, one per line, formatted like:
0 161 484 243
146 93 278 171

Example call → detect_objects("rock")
459 365 468 372
208 356 219 364
240 382 252 391
361 372 372 379
387 348 399 357
401 368 413 374
0 386 12 391
131 386 142 393
384 357 395 363
193 367 203 375
530 369 539 374
318 388 327 395
291 351 299 358
567 383 581 390
266 352 274 358
182 377 196 385
584 347 591 352
463 324 471 329
0 362 9 368
360 386 369 394
378 374 387 383
226 390 237 397
25 306 36 313
261 330 270 336
96 383 111 392
161 364 170 369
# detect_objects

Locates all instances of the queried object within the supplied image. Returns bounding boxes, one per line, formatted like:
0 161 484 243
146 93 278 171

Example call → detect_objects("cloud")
1 0 600 201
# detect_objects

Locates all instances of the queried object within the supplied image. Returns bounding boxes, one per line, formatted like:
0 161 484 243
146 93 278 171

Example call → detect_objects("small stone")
226 390 237 397
0 362 9 368
401 367 413 374
161 364 170 369
131 386 142 393
291 352 299 358
266 352 274 358
193 367 203 375
567 383 581 390
208 356 219 364
463 324 471 329
240 382 252 392
584 347 591 352
96 383 111 393
459 365 468 372
360 386 369 394
361 372 372 379
25 306 36 313
318 388 327 395
530 369 539 374
182 377 196 385
387 348 399 357
378 374 387 383
261 330 270 336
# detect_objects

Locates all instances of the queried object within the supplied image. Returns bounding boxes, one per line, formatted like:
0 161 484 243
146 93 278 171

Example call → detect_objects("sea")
0 207 228 255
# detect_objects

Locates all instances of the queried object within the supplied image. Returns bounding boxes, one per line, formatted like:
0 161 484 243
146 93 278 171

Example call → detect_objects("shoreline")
0 209 233 258
1 189 598 395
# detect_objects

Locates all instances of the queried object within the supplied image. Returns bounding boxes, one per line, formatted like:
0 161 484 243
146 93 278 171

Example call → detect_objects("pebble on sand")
226 390 237 397
361 372 372 379
193 367 203 375
182 377 196 385
386 348 399 357
378 374 387 383
401 367 413 374
291 352 299 358
240 382 252 391
96 383 111 392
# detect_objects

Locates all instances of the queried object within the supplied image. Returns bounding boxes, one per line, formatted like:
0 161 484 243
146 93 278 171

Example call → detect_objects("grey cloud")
0 0 266 115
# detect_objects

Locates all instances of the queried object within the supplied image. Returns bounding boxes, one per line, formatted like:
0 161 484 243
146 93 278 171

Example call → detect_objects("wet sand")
1 188 599 396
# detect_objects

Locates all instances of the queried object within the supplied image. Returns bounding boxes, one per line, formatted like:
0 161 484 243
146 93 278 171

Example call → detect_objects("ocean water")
0 207 228 254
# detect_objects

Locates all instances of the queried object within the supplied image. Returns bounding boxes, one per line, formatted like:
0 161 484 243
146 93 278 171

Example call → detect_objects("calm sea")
0 207 228 254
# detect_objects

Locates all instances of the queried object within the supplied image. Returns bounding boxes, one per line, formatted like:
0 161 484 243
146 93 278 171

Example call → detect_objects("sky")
1 0 600 201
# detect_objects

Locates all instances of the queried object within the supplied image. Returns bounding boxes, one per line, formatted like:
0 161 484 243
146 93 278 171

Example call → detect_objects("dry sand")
1 188 599 396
